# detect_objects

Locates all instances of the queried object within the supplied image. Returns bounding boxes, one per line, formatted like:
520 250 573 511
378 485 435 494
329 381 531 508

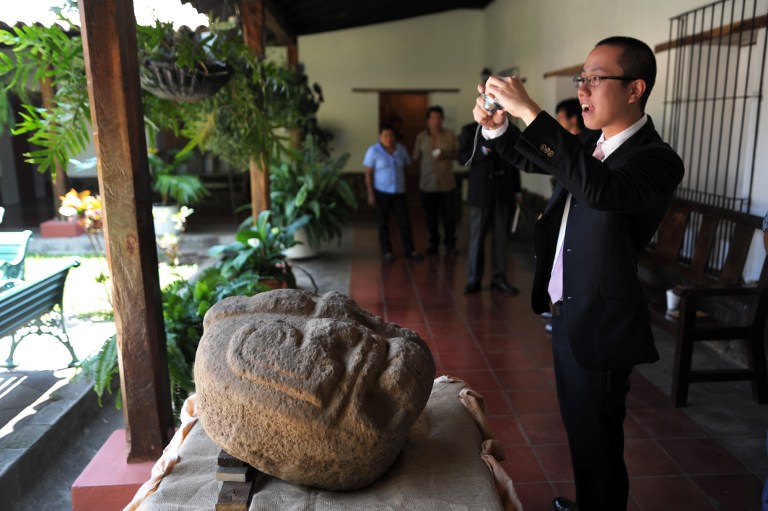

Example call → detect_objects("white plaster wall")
298 9 486 170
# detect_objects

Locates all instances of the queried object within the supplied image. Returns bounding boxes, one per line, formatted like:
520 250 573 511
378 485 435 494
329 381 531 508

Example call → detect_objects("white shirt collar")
596 114 648 159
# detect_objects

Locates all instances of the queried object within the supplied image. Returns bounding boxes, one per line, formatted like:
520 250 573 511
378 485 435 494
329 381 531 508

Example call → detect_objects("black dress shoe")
463 281 481 294
552 496 578 511
445 247 459 257
382 252 394 262
406 251 424 261
490 280 519 295
425 245 438 255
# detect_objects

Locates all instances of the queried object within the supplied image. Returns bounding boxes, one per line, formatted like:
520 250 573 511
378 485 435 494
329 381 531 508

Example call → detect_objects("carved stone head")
194 289 435 490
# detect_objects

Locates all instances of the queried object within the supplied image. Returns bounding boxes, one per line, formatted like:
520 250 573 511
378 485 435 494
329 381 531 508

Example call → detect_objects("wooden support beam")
287 45 298 68
241 0 265 58
78 0 173 462
241 0 270 221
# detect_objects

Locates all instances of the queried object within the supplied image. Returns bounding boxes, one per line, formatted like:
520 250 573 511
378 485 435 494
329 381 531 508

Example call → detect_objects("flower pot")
140 59 232 103
284 227 319 259
152 204 181 236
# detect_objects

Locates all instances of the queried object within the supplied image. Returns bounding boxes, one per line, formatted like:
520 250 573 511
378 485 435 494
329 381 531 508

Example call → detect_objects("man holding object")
474 37 684 510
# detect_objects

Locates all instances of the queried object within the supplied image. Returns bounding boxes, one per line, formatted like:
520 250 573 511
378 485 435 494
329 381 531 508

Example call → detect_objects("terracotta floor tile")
528 348 555 369
349 218 764 510
476 335 526 352
624 439 682 477
475 390 513 416
438 350 490 371
494 368 551 390
486 415 527 446
630 476 716 511
499 445 549 483
486 350 538 371
443 369 500 391
470 321 515 337
511 483 557 511
430 336 479 352
626 384 672 410
384 308 425 325
518 413 568 445
506 389 561 414
658 438 749 475
534 444 574 481
623 414 650 440
630 408 709 439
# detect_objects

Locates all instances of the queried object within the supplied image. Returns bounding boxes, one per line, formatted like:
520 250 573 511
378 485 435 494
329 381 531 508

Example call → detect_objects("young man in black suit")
473 37 685 510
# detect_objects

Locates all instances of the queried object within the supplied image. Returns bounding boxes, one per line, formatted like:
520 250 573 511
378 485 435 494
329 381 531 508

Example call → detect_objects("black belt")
549 300 563 316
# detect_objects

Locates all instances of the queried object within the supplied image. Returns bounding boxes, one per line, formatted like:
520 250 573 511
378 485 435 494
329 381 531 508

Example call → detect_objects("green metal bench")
0 259 80 368
0 230 33 281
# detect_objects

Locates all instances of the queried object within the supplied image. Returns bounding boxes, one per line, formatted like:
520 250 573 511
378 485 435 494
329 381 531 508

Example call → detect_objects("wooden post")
78 0 173 462
287 45 298 68
241 0 269 222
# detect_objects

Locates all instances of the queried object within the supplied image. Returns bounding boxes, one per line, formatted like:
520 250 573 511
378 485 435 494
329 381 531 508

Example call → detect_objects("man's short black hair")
556 98 585 130
426 105 444 119
379 123 395 134
596 36 656 110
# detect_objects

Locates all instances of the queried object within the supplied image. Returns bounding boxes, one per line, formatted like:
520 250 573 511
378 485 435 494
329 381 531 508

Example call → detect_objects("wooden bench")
0 230 33 281
638 198 768 406
0 259 80 368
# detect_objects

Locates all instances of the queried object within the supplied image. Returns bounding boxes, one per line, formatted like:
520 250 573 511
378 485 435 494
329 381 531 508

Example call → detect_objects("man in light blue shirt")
363 125 422 262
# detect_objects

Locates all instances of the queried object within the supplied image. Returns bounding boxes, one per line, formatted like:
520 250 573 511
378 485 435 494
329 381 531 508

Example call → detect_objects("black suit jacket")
458 122 521 208
490 113 685 370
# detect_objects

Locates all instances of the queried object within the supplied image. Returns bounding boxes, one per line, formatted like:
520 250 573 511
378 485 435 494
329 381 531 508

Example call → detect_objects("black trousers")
466 197 513 284
420 190 457 249
374 190 415 255
551 312 631 510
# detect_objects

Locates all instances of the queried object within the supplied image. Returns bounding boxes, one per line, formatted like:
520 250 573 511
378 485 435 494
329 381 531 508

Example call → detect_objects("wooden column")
241 0 270 220
287 45 298 68
78 0 173 462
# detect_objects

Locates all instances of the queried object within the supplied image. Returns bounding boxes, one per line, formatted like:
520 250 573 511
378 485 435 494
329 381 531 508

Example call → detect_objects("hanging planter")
140 59 232 103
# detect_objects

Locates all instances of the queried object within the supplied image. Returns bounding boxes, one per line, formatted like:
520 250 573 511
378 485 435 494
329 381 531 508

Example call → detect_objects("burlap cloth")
128 377 523 511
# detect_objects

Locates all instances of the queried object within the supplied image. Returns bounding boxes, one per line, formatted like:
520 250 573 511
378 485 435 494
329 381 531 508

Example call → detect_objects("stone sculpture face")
194 289 435 491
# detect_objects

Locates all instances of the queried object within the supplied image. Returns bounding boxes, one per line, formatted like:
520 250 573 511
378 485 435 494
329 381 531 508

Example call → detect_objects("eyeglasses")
573 75 636 88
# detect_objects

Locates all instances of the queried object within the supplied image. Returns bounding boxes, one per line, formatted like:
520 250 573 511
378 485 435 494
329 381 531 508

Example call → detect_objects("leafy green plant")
78 267 270 415
209 210 308 287
0 13 89 176
270 134 357 247
147 149 209 205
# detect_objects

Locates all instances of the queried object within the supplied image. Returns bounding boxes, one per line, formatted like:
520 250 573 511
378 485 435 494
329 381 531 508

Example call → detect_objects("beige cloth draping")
127 378 523 511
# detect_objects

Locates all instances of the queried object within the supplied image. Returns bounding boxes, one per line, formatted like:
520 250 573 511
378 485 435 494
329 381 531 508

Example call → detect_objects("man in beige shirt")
412 106 459 256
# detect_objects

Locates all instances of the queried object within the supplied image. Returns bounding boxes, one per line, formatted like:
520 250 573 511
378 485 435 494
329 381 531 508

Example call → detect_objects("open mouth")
582 104 591 112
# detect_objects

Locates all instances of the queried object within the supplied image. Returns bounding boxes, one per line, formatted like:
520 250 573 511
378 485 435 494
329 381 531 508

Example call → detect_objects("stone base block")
40 219 85 238
71 429 153 511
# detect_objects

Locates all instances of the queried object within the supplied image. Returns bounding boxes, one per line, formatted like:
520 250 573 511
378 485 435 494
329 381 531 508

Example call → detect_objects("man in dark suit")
458 121 521 295
473 37 685 510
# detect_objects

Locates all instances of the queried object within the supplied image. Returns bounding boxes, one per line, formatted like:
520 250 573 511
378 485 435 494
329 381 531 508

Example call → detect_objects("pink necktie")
547 142 604 303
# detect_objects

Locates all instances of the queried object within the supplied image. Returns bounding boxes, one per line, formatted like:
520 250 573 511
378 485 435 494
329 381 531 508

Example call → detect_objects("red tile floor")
347 206 765 511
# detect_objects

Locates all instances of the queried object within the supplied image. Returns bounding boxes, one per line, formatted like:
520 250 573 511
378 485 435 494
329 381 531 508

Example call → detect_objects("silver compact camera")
480 93 503 113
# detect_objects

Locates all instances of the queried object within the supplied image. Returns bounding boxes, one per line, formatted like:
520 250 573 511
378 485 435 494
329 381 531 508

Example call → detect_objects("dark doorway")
378 92 428 172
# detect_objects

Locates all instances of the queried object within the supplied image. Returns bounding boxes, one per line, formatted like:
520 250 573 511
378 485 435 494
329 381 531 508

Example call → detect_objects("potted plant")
270 134 357 258
147 148 208 234
136 21 233 103
208 210 309 288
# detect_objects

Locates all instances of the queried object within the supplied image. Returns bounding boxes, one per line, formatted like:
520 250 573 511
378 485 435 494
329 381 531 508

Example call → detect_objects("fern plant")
0 19 90 177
